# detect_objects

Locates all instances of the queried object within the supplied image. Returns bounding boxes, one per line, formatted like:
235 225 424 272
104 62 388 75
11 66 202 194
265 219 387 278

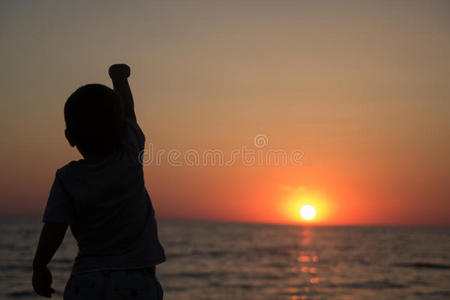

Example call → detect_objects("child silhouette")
32 64 166 299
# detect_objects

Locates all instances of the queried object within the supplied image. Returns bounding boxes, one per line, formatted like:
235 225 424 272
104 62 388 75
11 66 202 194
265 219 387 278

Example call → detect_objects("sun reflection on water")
291 227 322 296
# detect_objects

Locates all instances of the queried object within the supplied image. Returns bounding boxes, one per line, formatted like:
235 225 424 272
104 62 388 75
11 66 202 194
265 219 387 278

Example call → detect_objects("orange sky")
1 1 449 225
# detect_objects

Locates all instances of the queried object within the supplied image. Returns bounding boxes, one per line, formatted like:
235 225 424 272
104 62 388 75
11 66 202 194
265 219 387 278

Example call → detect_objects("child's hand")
32 267 55 298
32 223 67 298
109 64 130 80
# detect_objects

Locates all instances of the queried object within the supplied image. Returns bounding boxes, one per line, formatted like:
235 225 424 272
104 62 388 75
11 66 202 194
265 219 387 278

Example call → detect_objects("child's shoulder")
55 160 83 178
56 151 127 179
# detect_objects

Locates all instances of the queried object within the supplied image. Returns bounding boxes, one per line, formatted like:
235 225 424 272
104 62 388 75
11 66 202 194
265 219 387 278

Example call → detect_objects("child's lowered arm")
109 64 136 120
32 223 68 298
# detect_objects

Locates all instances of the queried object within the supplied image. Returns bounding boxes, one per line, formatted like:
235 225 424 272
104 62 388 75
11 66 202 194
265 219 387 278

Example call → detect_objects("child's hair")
64 84 124 154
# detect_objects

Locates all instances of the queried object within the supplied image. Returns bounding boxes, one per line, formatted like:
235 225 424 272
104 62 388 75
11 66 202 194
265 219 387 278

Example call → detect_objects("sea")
1 218 449 300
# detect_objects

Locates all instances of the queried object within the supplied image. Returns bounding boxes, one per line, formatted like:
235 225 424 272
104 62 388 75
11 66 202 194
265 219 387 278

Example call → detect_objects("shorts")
64 267 163 300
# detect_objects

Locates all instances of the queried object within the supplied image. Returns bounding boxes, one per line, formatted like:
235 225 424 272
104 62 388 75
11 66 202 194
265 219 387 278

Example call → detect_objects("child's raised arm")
108 64 136 120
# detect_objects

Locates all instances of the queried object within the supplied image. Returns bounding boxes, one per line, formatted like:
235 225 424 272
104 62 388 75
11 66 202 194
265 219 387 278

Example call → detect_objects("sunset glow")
0 1 449 226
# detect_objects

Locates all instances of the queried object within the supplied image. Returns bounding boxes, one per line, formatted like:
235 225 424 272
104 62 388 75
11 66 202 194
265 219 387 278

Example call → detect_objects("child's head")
64 84 124 157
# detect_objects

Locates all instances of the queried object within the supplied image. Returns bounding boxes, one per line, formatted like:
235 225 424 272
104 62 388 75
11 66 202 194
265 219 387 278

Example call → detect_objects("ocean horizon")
1 217 449 299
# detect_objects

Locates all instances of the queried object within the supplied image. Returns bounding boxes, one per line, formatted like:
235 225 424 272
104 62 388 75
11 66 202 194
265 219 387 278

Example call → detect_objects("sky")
1 0 449 225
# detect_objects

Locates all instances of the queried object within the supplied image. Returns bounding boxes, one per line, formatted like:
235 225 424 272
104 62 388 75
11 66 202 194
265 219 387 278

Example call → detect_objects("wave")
394 262 450 270
415 290 450 297
326 280 406 289
7 290 39 298
162 271 229 279
8 290 63 298
1 264 32 272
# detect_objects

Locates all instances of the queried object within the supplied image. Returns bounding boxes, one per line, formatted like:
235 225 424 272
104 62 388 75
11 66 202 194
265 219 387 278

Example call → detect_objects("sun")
300 205 316 220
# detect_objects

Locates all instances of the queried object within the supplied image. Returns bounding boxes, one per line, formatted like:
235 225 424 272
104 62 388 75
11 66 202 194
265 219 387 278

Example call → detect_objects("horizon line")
1 214 448 228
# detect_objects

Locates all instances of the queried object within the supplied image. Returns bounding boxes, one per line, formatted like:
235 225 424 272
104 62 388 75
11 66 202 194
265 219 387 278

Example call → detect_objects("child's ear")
65 129 76 147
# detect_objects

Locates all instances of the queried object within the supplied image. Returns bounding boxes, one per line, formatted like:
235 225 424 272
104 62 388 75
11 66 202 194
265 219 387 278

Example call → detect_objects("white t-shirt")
43 118 165 275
